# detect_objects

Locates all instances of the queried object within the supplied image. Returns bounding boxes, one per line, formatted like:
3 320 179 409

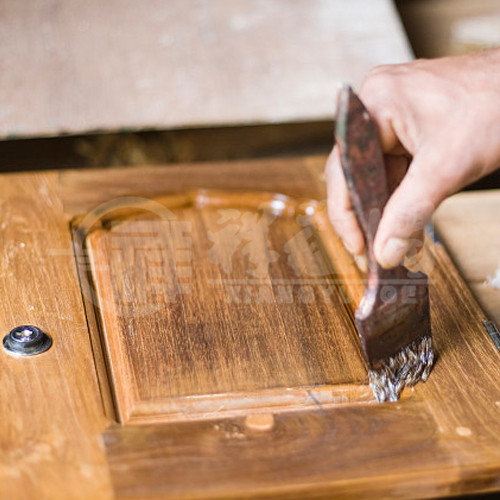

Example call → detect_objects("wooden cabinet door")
2 157 500 499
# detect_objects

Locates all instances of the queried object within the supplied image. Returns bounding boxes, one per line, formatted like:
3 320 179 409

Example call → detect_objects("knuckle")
359 67 400 119
389 201 432 233
361 66 395 94
359 61 415 101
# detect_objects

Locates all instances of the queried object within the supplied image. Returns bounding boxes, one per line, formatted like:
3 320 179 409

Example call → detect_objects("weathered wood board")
435 190 500 326
1 156 500 500
0 0 412 139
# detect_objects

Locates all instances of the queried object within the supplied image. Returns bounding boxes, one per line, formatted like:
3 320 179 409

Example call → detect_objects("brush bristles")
368 336 434 402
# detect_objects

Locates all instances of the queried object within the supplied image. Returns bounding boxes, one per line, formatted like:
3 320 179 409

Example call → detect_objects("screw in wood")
2 325 52 356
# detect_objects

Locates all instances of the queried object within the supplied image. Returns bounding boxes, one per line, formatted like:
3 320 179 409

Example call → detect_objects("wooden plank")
0 0 412 139
104 400 452 500
0 173 113 499
2 157 500 498
64 157 500 497
101 235 500 499
434 190 500 325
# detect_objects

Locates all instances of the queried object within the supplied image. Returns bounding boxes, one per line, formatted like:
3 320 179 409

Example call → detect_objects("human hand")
325 49 500 269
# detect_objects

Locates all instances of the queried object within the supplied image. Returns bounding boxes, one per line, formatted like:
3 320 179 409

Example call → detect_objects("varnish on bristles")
368 336 435 402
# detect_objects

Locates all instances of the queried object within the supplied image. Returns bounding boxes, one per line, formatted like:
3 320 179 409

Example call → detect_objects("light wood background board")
0 0 412 139
2 156 500 499
435 190 500 326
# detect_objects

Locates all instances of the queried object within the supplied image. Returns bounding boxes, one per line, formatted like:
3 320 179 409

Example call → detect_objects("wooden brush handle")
335 85 392 280
334 86 432 378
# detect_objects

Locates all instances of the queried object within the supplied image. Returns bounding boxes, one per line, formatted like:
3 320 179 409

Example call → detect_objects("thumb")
373 151 451 269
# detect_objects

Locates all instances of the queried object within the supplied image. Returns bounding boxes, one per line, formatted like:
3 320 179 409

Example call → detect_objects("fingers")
325 146 365 257
325 147 412 270
327 66 411 268
326 145 433 271
373 148 452 269
358 69 406 155
359 67 455 268
344 56 500 269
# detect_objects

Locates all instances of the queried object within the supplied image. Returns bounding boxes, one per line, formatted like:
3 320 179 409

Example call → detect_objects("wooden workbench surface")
435 190 500 327
0 0 412 139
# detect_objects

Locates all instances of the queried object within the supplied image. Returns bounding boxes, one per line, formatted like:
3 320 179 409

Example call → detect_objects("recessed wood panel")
75 191 368 424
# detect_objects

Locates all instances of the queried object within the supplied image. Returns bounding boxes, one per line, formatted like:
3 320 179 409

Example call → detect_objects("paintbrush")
334 85 434 402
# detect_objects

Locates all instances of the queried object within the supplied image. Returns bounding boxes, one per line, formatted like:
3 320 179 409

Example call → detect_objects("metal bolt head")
11 327 42 342
3 325 52 356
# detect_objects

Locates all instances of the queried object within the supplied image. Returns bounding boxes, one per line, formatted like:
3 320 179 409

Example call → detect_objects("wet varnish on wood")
74 191 366 424
1 157 500 499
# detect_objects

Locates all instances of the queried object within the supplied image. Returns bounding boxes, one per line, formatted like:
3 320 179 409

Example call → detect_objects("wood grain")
75 191 367 423
101 223 500 499
2 156 500 499
104 399 449 500
0 0 412 139
0 173 112 499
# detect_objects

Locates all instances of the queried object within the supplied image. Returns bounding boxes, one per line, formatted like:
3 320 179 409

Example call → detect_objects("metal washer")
3 325 52 356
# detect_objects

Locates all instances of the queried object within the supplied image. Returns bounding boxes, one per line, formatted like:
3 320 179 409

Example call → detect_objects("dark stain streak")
306 389 324 412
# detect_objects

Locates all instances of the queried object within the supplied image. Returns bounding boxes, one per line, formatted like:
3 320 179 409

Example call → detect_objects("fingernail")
354 254 368 273
378 237 410 269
